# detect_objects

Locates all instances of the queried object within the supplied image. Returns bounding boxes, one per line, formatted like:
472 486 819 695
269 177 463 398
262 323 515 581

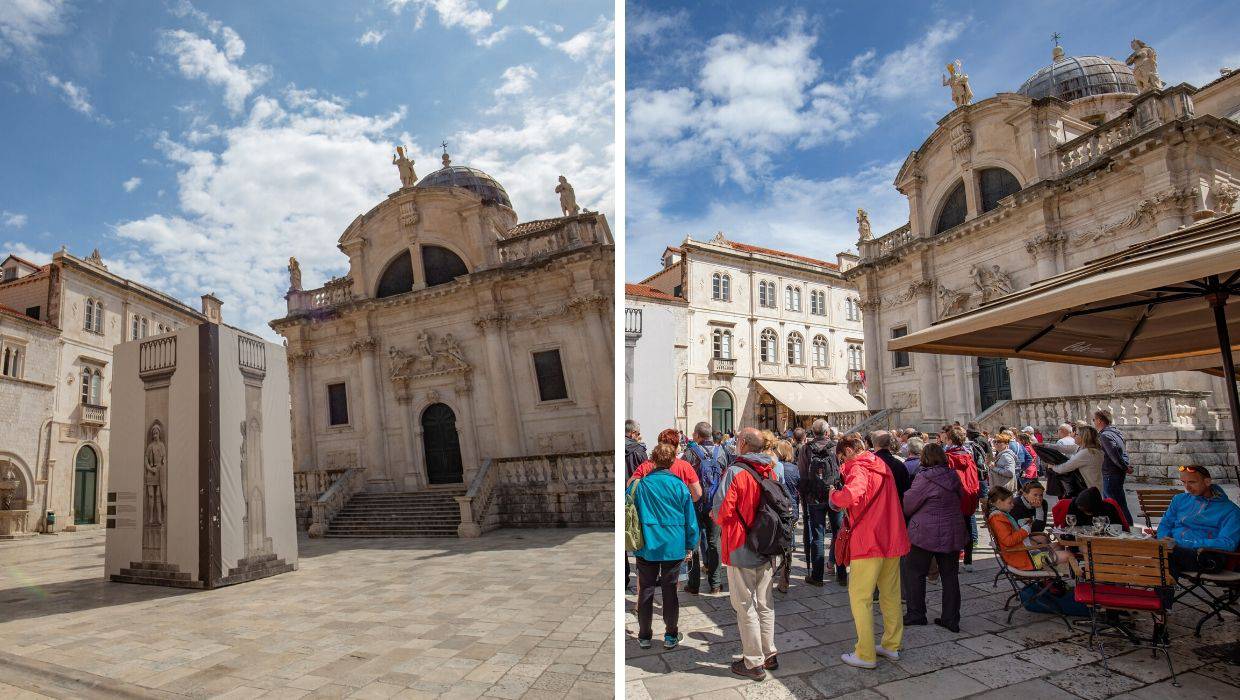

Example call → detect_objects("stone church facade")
271 154 614 503
846 43 1240 475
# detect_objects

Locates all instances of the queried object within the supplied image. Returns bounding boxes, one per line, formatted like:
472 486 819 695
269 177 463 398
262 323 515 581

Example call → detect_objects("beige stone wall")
0 273 50 318
0 316 58 514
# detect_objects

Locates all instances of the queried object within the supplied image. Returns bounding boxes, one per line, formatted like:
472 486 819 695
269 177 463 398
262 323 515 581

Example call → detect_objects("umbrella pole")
1208 293 1240 483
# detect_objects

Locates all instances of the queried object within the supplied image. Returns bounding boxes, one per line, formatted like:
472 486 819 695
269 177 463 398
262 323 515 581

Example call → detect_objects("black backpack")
803 440 838 505
735 462 796 557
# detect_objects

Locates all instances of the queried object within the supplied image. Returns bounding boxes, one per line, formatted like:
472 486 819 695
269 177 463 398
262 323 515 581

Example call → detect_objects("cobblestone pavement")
624 498 1240 700
0 529 614 699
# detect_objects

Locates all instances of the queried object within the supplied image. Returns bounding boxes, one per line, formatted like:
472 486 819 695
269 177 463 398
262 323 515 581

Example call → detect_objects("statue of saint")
442 333 467 366
556 175 580 216
942 60 974 108
856 209 872 241
287 256 302 291
145 422 166 527
1126 40 1163 93
417 330 434 358
392 146 417 188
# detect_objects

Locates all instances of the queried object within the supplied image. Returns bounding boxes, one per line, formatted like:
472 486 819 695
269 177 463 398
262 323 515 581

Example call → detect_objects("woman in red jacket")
830 434 910 669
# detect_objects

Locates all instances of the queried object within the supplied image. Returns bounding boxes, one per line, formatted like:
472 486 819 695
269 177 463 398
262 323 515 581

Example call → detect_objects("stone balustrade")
1056 87 1196 175
858 223 913 262
457 451 613 537
497 225 584 264
80 404 107 427
307 467 366 537
287 277 355 314
974 389 1212 436
293 469 348 500
709 357 736 375
625 307 642 336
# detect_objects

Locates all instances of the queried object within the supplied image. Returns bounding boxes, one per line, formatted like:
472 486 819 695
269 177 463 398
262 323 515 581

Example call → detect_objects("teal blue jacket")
1157 485 1240 551
627 467 699 562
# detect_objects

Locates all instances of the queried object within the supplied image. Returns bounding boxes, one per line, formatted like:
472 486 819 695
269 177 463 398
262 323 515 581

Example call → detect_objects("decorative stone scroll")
1075 189 1192 244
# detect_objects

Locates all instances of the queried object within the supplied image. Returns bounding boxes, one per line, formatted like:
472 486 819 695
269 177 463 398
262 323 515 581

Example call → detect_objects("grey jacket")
1098 426 1131 476
991 450 1018 492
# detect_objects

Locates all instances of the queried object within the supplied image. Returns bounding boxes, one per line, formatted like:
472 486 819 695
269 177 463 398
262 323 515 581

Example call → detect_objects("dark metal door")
978 357 1012 412
422 403 463 484
74 446 98 524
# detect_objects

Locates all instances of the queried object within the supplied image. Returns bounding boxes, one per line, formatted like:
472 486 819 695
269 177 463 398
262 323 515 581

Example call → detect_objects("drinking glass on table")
1094 515 1109 535
1064 514 1077 531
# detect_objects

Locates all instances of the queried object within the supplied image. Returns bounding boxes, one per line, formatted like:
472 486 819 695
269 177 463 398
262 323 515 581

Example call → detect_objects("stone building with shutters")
627 233 866 438
270 151 614 535
0 251 206 532
844 42 1240 475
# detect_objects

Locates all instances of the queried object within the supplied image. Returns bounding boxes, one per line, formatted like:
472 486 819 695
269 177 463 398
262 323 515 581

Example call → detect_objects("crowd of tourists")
623 411 1240 681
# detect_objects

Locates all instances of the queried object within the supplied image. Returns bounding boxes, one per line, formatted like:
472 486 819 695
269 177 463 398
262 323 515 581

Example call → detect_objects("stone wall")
1125 426 1238 484
495 483 613 529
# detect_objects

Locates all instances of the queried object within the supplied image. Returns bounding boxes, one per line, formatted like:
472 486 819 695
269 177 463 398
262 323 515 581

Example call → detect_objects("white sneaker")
876 646 900 660
840 652 877 669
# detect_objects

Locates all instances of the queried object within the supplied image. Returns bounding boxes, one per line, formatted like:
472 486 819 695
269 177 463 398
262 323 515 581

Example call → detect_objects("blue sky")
1 0 613 336
625 0 1240 280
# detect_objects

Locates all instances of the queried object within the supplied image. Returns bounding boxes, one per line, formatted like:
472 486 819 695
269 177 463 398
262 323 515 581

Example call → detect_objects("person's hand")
684 550 693 561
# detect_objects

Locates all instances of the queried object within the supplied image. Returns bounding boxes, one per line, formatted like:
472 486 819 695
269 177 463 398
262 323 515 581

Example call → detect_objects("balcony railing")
709 357 736 375
457 451 613 537
287 277 355 314
80 404 107 427
847 368 863 383
625 308 642 336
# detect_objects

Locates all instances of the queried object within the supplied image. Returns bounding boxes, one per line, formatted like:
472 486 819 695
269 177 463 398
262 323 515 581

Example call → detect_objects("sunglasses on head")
1177 465 1201 473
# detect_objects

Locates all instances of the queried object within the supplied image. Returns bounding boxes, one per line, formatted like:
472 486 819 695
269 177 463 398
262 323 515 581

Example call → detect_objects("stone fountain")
0 464 33 539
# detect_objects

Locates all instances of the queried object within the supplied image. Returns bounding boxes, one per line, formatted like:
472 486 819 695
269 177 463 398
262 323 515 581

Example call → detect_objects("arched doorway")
74 445 98 524
712 390 734 434
422 403 463 484
978 357 1012 412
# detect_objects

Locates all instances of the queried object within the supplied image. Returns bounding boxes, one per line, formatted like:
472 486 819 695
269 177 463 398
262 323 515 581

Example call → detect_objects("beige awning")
888 212 1240 369
1113 351 1240 378
756 379 866 415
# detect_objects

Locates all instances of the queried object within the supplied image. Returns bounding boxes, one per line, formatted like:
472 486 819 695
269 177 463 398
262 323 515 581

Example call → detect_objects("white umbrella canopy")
889 212 1240 479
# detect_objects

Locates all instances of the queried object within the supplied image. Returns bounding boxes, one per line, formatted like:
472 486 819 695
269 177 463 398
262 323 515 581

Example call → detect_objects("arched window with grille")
787 332 804 366
760 328 778 363
813 335 828 367
711 328 733 359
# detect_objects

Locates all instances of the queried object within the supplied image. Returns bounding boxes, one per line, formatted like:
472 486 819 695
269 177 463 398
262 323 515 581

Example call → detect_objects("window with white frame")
85 298 104 333
845 298 861 321
891 326 910 369
785 285 801 311
812 335 828 367
712 272 732 301
1 343 23 378
760 328 778 362
140 317 148 338
810 290 826 315
711 328 733 359
758 280 776 308
848 344 863 370
80 365 103 405
787 332 804 365
131 315 140 340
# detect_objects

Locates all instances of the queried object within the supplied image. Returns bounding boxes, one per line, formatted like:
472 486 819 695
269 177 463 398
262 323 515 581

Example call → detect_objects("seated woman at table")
1050 426 1103 491
1009 480 1048 534
987 486 1077 575
1066 486 1129 532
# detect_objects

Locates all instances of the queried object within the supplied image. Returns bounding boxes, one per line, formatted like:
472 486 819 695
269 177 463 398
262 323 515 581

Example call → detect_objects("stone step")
333 513 461 520
327 524 459 531
128 561 182 573
120 567 192 581
110 573 204 589
336 506 460 513
323 531 457 538
217 562 296 587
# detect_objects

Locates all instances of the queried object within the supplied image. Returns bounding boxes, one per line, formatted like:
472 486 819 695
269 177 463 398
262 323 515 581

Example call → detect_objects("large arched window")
422 245 469 287
812 335 828 367
376 250 414 298
934 180 967 234
711 328 733 359
978 167 1021 213
760 328 778 362
787 332 804 366
712 272 731 301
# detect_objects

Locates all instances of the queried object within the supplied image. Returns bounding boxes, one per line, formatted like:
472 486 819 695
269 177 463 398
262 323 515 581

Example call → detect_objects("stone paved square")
624 522 1240 699
0 529 613 699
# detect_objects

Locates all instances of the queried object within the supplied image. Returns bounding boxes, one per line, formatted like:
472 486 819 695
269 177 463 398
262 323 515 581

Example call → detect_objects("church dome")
416 163 512 208
1018 54 1138 102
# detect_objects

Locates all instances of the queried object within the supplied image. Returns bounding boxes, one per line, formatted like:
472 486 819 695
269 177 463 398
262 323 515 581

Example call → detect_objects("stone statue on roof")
392 146 417 188
942 60 974 108
1126 39 1163 93
556 175 580 216
287 257 302 291
857 209 872 241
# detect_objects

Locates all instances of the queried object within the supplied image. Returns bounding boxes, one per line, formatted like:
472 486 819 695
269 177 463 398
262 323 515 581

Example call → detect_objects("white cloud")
123 176 142 192
389 0 492 34
358 29 386 46
159 28 271 114
1 241 52 265
2 211 28 228
45 73 96 116
627 5 686 48
494 64 536 96
0 0 69 59
627 20 964 188
559 17 613 62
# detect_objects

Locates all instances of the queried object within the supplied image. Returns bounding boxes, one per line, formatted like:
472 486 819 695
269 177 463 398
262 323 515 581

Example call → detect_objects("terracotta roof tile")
727 241 839 270
625 283 683 302
506 212 597 238
1 254 45 271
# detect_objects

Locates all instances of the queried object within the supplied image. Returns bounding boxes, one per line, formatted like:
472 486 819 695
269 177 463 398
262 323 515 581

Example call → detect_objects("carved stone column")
570 294 613 437
859 297 883 410
288 349 316 471
476 314 524 457
355 337 390 486
913 280 944 425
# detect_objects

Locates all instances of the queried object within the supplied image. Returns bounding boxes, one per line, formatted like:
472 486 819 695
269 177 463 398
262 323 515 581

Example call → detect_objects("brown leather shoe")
710 586 722 594
731 660 766 681
764 654 779 670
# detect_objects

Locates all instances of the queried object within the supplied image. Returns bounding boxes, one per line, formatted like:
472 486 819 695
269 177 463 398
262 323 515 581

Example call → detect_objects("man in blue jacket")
1157 465 1240 573
1095 409 1135 526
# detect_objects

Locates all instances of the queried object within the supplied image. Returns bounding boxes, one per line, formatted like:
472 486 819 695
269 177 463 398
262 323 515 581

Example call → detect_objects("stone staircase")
323 489 465 538
112 561 204 589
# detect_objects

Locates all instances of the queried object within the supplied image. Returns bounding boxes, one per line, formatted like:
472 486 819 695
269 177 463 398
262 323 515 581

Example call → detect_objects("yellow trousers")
846 556 903 663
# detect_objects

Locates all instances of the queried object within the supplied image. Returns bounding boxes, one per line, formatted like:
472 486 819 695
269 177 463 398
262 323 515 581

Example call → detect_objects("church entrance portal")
422 403 464 484
978 357 1012 412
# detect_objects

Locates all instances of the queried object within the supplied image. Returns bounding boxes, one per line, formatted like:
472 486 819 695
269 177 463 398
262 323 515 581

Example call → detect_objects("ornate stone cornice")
566 293 609 316
474 312 508 330
909 279 937 299
1025 229 1067 257
352 337 378 354
1074 187 1193 244
858 297 882 313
